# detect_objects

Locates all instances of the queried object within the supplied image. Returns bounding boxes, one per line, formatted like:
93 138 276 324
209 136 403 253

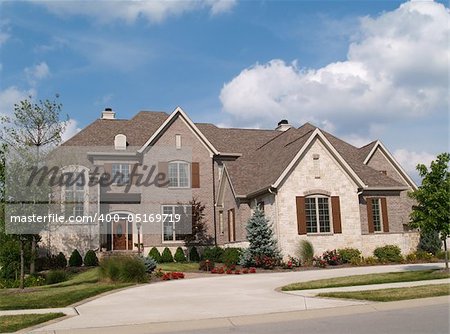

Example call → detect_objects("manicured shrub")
436 250 450 260
418 230 442 255
221 248 242 267
189 247 200 262
373 245 403 263
54 252 67 269
415 250 434 261
199 259 215 271
83 250 99 267
297 240 314 266
160 248 174 263
100 256 148 283
68 249 83 267
337 248 362 264
148 247 162 263
174 247 187 263
322 250 342 266
141 256 157 273
46 270 68 284
202 246 224 262
363 256 379 265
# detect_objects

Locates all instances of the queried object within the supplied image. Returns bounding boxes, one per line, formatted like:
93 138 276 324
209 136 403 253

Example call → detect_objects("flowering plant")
313 256 327 268
322 250 342 266
249 267 256 273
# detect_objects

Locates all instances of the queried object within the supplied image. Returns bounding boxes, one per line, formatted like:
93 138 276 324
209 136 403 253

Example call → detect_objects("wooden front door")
113 220 127 250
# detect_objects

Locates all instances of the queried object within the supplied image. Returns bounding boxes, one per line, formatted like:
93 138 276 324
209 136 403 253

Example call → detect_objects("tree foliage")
409 153 450 269
240 209 281 267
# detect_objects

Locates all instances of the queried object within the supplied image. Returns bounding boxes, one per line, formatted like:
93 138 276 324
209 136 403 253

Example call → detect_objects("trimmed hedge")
337 248 361 263
148 247 162 263
69 250 83 267
189 247 200 262
161 247 174 263
174 247 187 262
221 248 242 267
202 247 224 262
374 245 403 263
83 250 99 267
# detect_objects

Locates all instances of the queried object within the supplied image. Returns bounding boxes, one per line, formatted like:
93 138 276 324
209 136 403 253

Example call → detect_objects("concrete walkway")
24 263 445 332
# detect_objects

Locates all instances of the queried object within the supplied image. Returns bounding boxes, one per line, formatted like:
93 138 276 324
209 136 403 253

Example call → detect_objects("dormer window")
114 134 127 150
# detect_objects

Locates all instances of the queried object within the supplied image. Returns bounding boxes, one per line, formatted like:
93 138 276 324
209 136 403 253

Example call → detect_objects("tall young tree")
0 95 66 284
240 209 281 268
409 153 450 270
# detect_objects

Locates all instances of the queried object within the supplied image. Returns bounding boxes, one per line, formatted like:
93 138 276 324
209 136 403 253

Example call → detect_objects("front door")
113 220 127 250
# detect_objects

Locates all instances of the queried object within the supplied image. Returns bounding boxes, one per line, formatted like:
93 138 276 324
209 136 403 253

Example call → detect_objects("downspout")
212 156 218 247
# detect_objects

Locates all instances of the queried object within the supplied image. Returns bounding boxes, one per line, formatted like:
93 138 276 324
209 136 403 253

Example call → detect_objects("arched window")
305 195 331 233
168 161 190 188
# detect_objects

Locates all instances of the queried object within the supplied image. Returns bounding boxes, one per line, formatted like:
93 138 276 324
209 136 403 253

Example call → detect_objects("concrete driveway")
34 263 444 332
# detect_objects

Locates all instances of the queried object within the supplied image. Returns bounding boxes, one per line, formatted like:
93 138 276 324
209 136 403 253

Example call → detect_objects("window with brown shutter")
296 196 306 235
191 162 200 188
331 196 342 234
380 197 389 232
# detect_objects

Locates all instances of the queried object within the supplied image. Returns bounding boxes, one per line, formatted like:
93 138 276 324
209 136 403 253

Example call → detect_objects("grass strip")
0 313 65 332
282 270 450 291
317 284 450 302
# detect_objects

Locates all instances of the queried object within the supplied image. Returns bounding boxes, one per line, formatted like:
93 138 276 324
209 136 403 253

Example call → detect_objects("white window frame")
305 195 332 234
61 166 88 219
111 163 130 184
371 198 383 232
168 161 190 188
161 205 190 243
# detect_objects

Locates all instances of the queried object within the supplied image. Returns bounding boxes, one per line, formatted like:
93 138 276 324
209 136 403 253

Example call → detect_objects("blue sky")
0 0 448 181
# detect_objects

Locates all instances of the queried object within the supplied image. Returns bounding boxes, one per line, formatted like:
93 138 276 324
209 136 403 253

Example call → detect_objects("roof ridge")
284 129 315 147
358 140 378 149
255 128 292 150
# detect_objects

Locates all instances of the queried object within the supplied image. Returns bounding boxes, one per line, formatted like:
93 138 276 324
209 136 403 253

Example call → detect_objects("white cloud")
393 148 436 183
0 86 36 117
219 1 449 133
0 20 10 47
61 118 81 142
24 62 50 86
33 0 237 23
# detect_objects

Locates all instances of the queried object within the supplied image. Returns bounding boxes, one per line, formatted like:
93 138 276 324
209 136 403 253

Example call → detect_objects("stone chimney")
275 119 292 131
101 107 115 120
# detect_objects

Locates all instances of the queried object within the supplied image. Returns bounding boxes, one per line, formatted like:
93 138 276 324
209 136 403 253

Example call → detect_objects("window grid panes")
371 199 382 232
64 172 84 218
168 162 189 188
305 196 331 234
112 164 130 184
162 205 190 242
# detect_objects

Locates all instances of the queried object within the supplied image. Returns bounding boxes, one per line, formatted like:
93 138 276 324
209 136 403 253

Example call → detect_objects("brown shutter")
158 162 169 188
367 198 374 233
296 196 307 235
381 197 389 232
103 163 112 181
191 162 200 188
131 163 140 185
331 196 342 234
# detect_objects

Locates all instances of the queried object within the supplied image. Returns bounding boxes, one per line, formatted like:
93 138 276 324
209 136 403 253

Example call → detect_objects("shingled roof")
63 110 407 195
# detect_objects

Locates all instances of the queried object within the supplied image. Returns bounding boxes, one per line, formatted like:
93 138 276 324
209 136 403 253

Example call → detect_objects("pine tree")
240 209 280 268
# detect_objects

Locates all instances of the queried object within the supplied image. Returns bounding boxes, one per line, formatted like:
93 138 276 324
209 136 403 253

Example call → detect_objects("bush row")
36 250 99 271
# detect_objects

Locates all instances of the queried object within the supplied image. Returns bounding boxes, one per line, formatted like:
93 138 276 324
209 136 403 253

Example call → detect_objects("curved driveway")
36 263 443 331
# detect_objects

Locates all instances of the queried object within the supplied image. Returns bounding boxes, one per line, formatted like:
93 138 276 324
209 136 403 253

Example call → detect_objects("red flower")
249 267 256 273
242 268 249 274
235 270 241 275
226 269 233 274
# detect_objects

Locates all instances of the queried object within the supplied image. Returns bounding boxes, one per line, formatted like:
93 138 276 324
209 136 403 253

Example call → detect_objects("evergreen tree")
240 209 280 267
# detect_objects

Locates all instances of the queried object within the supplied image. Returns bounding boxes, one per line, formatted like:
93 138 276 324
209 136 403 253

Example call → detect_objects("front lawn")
157 262 200 272
0 313 65 332
0 268 132 310
282 270 450 291
318 284 450 301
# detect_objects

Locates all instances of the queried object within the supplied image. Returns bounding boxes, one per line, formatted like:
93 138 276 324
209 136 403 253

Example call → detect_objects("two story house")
51 106 419 257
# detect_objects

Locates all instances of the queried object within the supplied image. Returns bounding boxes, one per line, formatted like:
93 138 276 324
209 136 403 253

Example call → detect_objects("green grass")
318 284 450 302
0 313 65 332
157 262 200 272
282 270 450 291
0 268 132 310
